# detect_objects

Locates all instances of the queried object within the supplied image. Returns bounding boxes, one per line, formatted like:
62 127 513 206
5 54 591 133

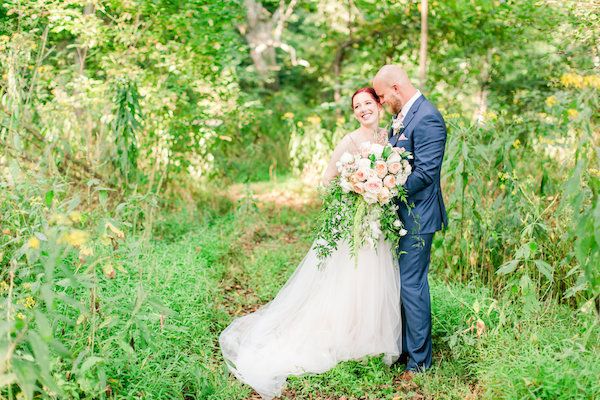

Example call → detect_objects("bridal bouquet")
314 142 413 264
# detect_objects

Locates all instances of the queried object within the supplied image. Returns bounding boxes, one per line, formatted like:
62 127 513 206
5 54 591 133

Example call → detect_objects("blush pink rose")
375 161 388 178
383 174 397 188
352 181 365 194
364 178 383 194
354 168 369 181
388 161 402 175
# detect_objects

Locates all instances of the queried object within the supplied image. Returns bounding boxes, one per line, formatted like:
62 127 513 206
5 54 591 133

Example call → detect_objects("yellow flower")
307 115 322 125
16 312 25 320
512 139 521 149
79 245 94 257
583 75 600 89
283 112 294 119
336 116 345 125
484 111 498 120
296 121 304 128
560 73 584 89
59 230 89 248
545 96 557 107
567 109 579 119
24 296 36 309
0 281 8 293
590 168 600 178
27 236 40 249
68 211 82 223
50 213 71 226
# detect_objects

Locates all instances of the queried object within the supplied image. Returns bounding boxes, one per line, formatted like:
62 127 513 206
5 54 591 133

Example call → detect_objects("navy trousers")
397 233 434 372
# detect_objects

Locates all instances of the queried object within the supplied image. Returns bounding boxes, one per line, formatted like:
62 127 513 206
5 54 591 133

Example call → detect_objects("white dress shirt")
398 90 422 123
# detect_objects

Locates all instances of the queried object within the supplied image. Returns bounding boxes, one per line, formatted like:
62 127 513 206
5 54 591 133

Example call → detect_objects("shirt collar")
399 90 422 120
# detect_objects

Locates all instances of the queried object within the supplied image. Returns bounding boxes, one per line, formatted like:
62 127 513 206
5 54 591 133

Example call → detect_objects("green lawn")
88 181 598 399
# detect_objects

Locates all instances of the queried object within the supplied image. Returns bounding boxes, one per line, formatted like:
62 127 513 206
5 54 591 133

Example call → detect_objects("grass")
41 179 599 399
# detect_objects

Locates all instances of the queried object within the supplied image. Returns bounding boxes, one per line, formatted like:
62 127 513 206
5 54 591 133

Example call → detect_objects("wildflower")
545 96 557 107
307 115 322 125
103 264 116 279
296 121 304 128
16 312 25 320
79 245 94 257
567 109 578 119
560 73 584 89
27 236 40 249
0 281 8 293
68 211 82 223
590 168 600 178
59 230 89 247
49 213 71 225
512 139 521 149
283 112 294 119
484 111 498 120
23 296 36 309
337 116 345 125
583 75 600 89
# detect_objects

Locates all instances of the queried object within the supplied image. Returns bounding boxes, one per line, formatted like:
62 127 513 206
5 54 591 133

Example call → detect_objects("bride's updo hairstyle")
351 87 381 109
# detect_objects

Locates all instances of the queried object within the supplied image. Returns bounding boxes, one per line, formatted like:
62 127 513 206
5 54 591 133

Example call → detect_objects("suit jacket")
388 95 448 234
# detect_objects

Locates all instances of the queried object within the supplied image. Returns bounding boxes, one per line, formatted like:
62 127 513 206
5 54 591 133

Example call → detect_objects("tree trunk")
243 0 280 89
76 2 95 74
474 48 494 124
418 0 428 89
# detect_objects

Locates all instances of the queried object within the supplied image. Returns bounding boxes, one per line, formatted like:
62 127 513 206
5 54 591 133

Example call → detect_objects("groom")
373 65 448 375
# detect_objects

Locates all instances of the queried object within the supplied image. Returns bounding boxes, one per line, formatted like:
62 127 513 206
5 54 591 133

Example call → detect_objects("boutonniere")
391 115 404 135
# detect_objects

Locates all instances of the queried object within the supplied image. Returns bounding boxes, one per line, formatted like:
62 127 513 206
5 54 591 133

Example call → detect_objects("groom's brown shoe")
399 370 415 382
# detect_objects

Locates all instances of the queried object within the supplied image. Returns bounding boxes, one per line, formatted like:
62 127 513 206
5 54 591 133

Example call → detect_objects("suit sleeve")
405 113 447 196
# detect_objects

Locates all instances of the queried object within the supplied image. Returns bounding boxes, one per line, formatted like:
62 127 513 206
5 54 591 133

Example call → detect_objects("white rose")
363 191 379 204
396 172 409 186
387 152 401 163
399 228 408 236
378 187 391 204
370 143 384 158
393 219 402 228
340 178 353 193
357 158 371 170
340 152 354 164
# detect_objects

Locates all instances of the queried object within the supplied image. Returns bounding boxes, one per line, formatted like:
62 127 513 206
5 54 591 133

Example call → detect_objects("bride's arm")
321 135 353 186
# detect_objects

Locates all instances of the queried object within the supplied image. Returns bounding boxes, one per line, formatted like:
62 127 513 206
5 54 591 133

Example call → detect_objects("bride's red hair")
351 87 381 109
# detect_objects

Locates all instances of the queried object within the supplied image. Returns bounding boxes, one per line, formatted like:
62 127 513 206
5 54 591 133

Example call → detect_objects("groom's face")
373 83 403 116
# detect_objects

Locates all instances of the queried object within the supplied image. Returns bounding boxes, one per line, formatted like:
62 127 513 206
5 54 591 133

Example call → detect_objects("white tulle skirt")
219 236 402 399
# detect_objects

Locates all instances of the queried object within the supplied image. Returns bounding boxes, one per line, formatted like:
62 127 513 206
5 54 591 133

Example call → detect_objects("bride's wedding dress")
219 234 402 399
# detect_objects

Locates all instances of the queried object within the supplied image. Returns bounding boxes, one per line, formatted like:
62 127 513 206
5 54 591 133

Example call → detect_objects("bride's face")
352 92 381 126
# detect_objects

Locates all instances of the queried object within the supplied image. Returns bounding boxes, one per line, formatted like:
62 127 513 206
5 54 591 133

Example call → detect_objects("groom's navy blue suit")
388 94 448 372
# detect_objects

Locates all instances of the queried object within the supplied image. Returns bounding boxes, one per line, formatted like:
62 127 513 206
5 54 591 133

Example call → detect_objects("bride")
219 87 402 399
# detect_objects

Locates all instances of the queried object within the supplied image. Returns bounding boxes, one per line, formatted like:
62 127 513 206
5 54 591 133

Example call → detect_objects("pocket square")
398 133 408 140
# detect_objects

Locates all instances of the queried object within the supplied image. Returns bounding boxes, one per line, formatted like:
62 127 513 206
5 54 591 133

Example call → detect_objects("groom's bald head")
372 65 417 115
373 65 411 87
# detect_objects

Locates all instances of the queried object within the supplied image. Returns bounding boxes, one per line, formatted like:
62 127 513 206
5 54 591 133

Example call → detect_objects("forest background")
0 1 598 399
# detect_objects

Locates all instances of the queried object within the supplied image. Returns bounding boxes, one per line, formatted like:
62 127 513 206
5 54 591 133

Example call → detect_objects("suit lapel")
401 95 426 130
